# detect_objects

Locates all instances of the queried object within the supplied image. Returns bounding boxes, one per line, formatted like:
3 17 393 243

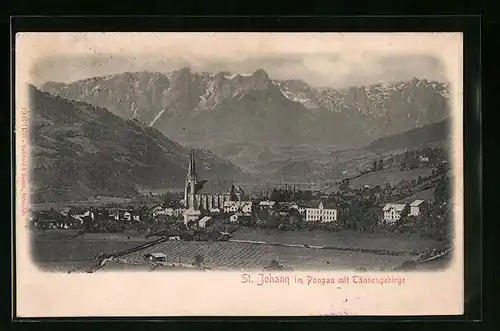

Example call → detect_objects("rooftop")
199 216 212 223
410 200 425 207
383 203 406 212
185 208 201 215
147 252 167 258
197 180 234 194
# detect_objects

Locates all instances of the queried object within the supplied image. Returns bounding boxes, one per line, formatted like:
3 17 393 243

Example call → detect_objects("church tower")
184 149 198 208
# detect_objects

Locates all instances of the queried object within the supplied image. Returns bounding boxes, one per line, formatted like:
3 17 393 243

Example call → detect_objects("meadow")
118 240 411 271
348 168 433 188
230 228 444 254
31 225 445 272
29 196 134 211
31 230 157 270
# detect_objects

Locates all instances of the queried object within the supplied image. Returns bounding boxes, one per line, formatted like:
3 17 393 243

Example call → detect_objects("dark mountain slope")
28 85 249 202
366 118 451 152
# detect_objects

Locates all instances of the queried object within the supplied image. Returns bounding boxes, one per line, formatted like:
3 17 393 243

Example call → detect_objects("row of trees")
369 147 450 173
269 188 314 202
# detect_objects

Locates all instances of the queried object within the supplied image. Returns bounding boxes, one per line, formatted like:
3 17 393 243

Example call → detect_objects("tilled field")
119 241 410 271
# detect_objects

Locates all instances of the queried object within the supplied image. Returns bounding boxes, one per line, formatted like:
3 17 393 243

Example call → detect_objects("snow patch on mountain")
149 109 166 126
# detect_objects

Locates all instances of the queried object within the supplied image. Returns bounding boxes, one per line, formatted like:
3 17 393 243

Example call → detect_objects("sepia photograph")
15 32 464 316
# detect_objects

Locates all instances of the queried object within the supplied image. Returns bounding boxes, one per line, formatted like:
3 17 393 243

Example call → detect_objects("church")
183 149 243 212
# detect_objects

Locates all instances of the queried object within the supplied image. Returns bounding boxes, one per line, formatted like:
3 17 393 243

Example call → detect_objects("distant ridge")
366 118 451 152
28 84 250 202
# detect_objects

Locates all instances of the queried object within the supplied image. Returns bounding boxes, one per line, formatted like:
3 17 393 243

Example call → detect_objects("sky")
17 32 462 88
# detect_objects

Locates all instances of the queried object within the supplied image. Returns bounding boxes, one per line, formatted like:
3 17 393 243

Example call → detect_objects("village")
29 147 453 248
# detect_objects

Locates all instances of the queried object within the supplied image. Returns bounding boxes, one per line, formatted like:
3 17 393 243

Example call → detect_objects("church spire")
188 149 196 177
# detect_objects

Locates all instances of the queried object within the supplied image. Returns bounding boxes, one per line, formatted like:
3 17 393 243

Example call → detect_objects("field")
29 196 133 211
348 168 433 188
31 227 446 272
118 240 410 271
231 228 444 253
31 230 158 271
397 188 435 204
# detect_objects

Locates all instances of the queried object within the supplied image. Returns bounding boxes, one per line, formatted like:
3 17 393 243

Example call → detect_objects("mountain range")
41 68 451 151
28 85 250 202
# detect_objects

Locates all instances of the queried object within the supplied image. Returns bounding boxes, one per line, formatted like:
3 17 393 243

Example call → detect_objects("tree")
377 159 384 171
301 190 313 201
193 254 204 269
434 177 450 203
265 259 283 271
287 209 303 230
161 192 174 206
270 189 281 202
265 214 281 228
399 205 410 220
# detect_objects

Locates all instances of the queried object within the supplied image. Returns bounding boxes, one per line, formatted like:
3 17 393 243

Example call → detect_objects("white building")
198 216 212 228
223 201 252 214
409 200 425 216
305 202 337 223
259 200 276 209
183 208 201 226
383 203 407 223
223 201 239 213
173 208 186 218
150 206 167 218
123 212 132 221
230 214 239 223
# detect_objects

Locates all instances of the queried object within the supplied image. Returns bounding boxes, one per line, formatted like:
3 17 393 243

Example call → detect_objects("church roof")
197 180 234 194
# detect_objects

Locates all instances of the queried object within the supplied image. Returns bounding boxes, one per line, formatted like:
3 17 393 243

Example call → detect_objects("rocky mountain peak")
40 69 451 151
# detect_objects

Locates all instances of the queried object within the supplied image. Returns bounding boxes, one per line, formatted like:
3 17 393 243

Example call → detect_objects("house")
229 214 239 223
383 203 407 223
108 210 121 220
150 206 167 218
165 208 175 216
223 201 253 214
173 208 186 218
409 200 425 216
198 216 213 228
123 211 132 221
210 208 221 214
145 252 166 263
230 213 252 223
259 200 276 209
419 156 429 162
183 208 201 225
239 202 253 214
223 201 239 213
305 202 337 223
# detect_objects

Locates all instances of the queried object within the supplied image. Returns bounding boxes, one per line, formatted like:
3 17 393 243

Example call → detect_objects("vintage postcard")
14 32 464 317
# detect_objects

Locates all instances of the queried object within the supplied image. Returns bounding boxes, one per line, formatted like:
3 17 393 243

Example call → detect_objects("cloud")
22 33 458 88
